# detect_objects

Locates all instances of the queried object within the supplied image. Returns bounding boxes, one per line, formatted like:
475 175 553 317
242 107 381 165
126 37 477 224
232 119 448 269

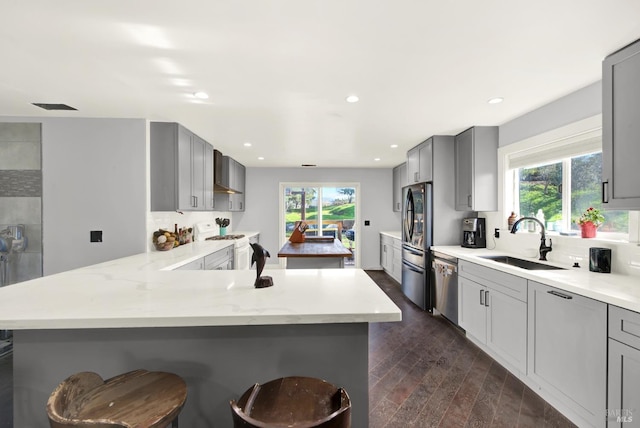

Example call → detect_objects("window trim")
498 114 637 242
278 182 361 268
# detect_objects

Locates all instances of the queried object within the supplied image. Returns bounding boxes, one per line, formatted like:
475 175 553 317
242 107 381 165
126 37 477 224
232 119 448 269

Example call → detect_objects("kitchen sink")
479 255 567 270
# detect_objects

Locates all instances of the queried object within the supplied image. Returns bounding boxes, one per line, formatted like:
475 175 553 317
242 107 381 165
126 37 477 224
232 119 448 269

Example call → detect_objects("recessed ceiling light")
374 158 381 162
193 92 209 99
488 97 503 104
244 142 252 147
390 144 398 149
346 95 359 103
258 157 265 160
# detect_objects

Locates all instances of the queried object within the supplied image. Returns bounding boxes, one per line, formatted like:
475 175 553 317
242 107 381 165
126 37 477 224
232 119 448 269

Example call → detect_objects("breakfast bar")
277 237 353 269
0 248 401 428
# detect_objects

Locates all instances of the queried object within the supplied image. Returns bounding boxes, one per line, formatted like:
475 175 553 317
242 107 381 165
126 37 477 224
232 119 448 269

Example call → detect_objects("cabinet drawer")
175 258 204 270
205 246 233 269
459 260 527 302
609 305 640 349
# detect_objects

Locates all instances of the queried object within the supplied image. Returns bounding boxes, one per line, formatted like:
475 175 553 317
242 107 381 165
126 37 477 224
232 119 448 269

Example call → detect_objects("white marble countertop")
431 246 640 313
380 231 402 240
0 234 401 329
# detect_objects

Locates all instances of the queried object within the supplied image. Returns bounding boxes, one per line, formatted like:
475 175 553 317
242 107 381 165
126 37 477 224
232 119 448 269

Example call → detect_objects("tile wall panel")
0 171 42 197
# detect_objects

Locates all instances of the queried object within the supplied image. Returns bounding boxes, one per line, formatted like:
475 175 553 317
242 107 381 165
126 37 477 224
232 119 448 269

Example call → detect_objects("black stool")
230 376 351 428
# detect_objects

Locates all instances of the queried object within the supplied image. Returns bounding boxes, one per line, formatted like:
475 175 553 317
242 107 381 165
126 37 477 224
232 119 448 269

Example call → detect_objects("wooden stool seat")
46 369 187 428
230 376 351 428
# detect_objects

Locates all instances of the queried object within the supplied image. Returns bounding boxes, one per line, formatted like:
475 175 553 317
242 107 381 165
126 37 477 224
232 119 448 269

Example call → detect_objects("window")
503 117 632 240
514 152 628 236
280 184 358 267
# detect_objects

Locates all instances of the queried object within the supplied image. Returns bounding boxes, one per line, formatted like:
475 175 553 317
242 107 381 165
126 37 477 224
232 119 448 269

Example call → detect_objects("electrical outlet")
494 228 500 238
90 230 103 243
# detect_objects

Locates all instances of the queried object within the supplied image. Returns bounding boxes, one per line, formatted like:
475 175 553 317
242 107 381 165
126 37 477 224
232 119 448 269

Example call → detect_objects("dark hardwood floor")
366 270 576 428
0 271 575 428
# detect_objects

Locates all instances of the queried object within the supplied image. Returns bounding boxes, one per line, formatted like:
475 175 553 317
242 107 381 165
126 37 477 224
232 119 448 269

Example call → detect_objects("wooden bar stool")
230 376 351 428
46 369 187 428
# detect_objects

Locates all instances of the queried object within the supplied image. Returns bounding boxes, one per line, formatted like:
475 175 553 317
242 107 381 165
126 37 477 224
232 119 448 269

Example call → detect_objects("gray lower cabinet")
174 258 205 271
174 246 234 271
380 235 391 272
603 38 640 210
391 238 402 283
528 281 607 428
393 162 407 212
608 305 640 428
454 126 498 211
204 246 234 270
380 234 401 284
150 122 214 211
458 261 527 374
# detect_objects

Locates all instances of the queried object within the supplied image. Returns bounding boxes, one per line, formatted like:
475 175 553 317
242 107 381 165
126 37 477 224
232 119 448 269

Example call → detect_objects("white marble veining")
0 238 401 329
431 246 640 313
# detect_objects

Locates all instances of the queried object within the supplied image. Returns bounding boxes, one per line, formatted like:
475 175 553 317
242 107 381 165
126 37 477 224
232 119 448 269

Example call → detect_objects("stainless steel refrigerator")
401 183 431 310
400 137 470 312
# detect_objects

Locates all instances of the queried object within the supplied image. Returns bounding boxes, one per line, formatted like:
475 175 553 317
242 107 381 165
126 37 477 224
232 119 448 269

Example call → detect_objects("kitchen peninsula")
0 244 401 427
277 237 353 268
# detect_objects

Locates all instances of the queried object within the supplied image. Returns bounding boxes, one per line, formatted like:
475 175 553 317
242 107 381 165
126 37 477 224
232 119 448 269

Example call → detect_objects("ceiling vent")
32 103 77 111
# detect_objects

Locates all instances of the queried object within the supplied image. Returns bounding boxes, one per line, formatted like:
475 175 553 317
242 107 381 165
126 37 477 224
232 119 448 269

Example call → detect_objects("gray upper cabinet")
230 160 245 211
150 122 214 211
454 126 498 211
407 139 433 184
204 143 215 210
215 155 246 212
392 162 407 211
603 38 640 210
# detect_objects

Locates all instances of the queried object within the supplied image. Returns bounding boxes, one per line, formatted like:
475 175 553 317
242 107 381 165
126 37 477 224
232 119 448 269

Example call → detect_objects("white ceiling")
1 1 639 168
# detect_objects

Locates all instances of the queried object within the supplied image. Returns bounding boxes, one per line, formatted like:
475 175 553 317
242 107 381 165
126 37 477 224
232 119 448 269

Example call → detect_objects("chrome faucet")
510 217 553 261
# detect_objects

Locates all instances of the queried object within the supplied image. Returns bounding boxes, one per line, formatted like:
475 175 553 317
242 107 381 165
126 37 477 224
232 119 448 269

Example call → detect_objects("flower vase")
580 222 597 238
220 226 227 236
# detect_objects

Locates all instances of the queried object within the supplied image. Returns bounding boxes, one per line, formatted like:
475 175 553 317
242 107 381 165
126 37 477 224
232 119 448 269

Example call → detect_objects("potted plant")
576 207 604 238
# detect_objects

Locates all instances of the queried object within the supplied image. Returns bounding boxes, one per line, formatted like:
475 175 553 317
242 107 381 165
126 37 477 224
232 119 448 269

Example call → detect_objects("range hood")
214 149 242 194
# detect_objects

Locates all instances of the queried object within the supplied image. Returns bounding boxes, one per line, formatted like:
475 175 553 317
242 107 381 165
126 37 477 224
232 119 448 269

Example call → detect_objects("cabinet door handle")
229 200 232 210
547 290 573 300
467 194 472 208
480 289 485 306
602 181 609 203
484 290 489 307
240 202 243 210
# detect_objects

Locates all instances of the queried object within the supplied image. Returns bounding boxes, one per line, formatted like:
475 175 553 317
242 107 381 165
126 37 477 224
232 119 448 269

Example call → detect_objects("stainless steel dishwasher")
431 251 458 325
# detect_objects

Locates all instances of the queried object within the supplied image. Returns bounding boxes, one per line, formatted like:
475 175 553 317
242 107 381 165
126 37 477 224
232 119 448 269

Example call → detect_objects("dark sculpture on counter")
251 243 273 288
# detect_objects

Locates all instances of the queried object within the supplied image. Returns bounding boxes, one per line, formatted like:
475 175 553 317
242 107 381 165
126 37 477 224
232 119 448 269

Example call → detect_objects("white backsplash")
482 211 640 277
146 210 232 251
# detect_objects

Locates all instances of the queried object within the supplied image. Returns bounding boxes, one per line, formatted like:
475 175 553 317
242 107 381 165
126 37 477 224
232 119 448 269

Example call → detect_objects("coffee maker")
462 218 486 248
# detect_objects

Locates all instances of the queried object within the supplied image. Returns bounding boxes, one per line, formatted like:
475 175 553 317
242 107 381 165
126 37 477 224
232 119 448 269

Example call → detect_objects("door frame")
279 182 361 269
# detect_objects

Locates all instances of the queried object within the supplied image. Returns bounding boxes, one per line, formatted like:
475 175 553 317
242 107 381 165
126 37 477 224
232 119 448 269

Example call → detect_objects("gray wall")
1 117 147 275
233 167 402 269
499 80 602 147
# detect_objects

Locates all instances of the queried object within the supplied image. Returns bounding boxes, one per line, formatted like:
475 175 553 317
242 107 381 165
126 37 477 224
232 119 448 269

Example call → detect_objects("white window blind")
507 129 602 170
